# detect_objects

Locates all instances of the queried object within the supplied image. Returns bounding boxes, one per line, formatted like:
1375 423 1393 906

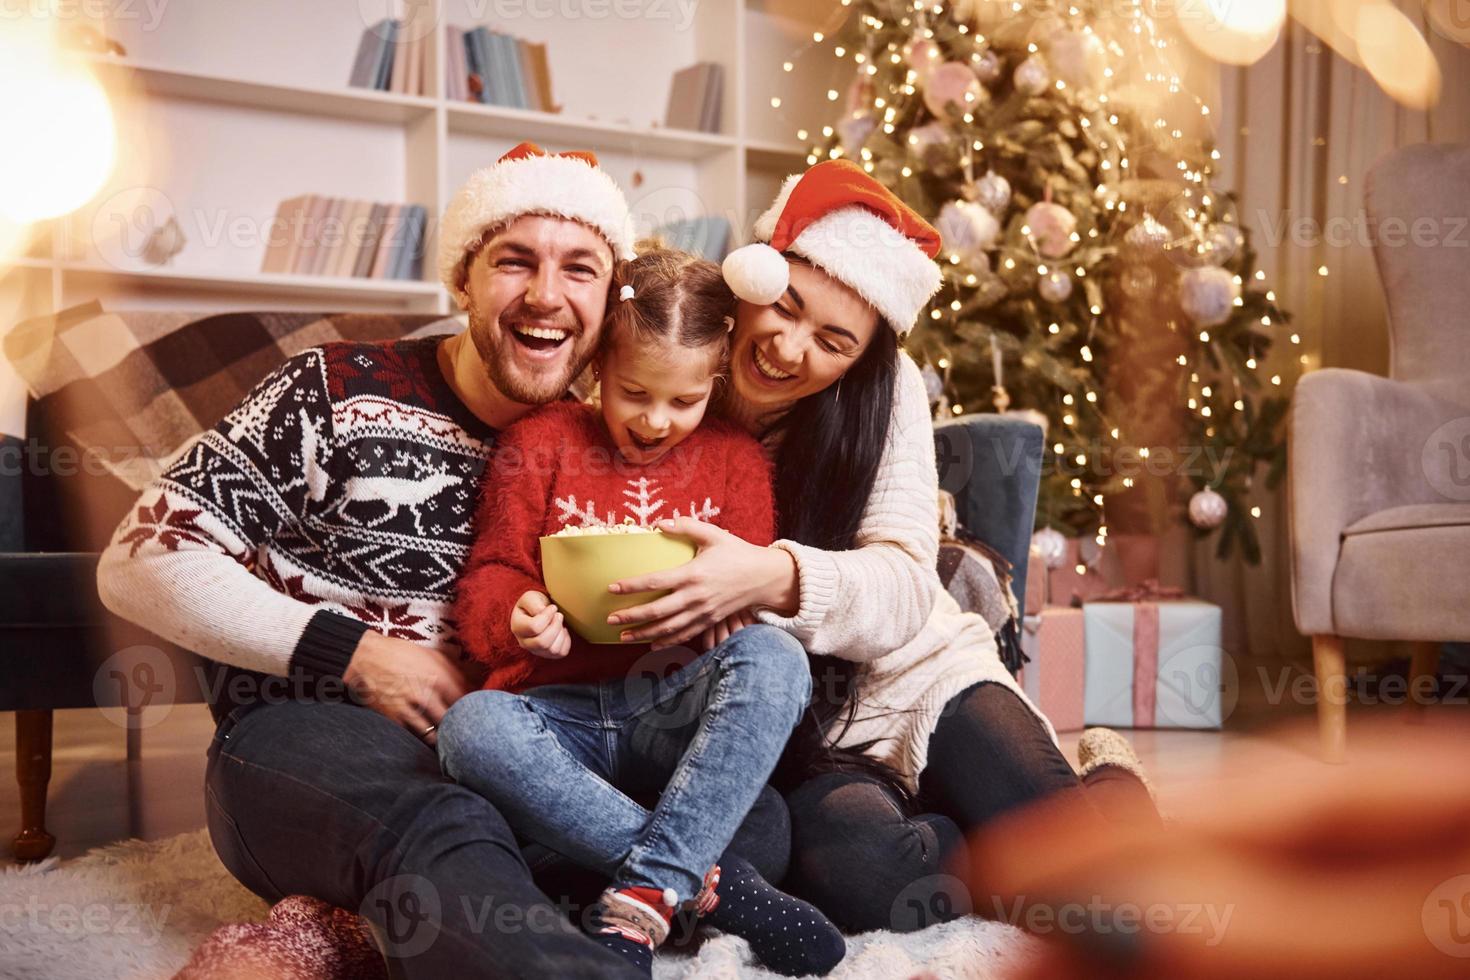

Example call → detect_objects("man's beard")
468 303 595 406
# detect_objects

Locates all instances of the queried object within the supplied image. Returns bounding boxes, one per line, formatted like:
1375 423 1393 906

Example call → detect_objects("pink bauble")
904 37 943 81
923 61 985 117
1024 201 1077 258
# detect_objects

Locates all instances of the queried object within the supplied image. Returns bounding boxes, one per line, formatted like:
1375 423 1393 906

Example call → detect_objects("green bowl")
539 530 697 644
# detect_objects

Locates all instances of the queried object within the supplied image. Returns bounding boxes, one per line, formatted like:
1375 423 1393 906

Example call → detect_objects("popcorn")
550 518 659 537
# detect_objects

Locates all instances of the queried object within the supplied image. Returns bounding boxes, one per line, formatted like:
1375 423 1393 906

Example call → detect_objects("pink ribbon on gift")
1090 580 1184 729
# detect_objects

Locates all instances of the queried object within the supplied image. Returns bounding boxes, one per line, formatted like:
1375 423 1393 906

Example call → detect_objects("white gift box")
1082 599 1226 729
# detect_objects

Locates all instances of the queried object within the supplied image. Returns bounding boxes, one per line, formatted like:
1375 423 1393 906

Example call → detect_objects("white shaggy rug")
0 831 1039 979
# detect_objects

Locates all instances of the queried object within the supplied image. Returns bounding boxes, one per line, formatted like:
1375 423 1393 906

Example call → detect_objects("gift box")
1082 587 1225 729
1017 608 1086 732
1026 537 1124 614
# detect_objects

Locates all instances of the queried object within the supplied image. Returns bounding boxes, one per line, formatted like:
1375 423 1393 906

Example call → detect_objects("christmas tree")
797 0 1292 563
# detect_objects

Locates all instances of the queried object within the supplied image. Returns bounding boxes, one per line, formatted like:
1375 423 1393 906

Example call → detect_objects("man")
96 143 787 977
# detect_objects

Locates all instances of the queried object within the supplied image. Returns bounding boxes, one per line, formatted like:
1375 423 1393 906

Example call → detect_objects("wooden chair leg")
13 709 56 862
1407 641 1441 722
1312 635 1348 764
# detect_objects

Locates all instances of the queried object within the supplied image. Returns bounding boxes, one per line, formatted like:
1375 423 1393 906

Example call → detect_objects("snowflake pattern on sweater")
97 337 497 677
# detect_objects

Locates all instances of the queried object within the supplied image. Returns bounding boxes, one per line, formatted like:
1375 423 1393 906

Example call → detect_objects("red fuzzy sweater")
454 401 776 693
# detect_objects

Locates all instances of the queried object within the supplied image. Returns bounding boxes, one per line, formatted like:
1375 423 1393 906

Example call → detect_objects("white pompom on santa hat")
722 159 944 334
437 141 636 309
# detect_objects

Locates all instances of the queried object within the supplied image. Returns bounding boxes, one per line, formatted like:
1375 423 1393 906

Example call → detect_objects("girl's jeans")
437 624 812 904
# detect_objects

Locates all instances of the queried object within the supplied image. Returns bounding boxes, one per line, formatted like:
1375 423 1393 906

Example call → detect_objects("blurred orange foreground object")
967 716 1470 980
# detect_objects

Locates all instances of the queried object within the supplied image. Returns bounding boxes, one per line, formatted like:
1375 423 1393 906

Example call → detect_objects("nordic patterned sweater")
454 400 776 694
97 336 498 683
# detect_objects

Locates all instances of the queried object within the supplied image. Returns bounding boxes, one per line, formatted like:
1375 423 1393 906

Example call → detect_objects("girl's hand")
605 518 798 647
511 591 571 659
698 609 757 653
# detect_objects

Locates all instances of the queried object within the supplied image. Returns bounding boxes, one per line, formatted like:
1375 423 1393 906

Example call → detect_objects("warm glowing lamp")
1177 0 1287 66
0 22 118 261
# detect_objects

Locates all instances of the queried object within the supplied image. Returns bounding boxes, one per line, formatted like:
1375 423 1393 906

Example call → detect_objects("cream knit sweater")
757 351 1056 791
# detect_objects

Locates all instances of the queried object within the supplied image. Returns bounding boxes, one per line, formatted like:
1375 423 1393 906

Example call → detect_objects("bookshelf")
2 0 842 327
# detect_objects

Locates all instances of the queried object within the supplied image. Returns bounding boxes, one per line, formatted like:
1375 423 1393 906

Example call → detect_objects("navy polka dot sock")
586 885 673 978
592 930 653 976
701 855 846 976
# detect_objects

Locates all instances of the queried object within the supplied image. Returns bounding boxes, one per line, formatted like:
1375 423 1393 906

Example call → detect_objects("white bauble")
909 121 952 163
1014 55 1051 96
973 48 1003 84
937 200 1001 258
1038 269 1074 303
1188 488 1228 529
1024 201 1077 258
1178 266 1240 327
973 170 1012 215
1032 527 1069 569
1047 29 1108 89
1124 214 1172 255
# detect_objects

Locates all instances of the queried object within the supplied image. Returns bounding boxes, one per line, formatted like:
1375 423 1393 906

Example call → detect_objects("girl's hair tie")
619 284 635 302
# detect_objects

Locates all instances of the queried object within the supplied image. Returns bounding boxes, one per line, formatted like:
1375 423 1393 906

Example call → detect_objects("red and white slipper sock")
590 885 677 974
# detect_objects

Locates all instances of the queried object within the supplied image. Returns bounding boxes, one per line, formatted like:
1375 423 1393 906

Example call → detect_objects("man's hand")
343 631 474 746
511 590 572 659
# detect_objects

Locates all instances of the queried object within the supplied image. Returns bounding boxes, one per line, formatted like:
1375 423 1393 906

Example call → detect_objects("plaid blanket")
3 302 462 491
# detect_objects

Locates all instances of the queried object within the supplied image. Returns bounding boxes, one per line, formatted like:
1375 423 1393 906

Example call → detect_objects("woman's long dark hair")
765 315 916 805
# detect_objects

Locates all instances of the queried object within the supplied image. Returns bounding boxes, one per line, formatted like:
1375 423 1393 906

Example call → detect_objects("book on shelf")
654 215 732 262
664 62 723 133
458 25 556 111
260 197 428 282
347 18 431 96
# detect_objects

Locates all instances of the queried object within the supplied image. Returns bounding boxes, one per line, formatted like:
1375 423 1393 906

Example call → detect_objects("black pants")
784 681 1159 933
205 698 789 979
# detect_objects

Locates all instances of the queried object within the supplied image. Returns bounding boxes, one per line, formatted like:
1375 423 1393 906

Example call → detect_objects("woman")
604 159 1160 932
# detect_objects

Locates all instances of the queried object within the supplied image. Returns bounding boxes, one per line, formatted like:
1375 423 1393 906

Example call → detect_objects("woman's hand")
700 609 758 652
606 518 798 647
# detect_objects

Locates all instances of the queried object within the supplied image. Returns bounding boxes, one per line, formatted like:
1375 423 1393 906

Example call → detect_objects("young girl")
438 248 845 977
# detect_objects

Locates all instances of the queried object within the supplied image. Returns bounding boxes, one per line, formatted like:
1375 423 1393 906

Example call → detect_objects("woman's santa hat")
437 141 636 307
721 159 943 334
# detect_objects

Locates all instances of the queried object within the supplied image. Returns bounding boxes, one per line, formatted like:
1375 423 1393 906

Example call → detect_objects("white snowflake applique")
554 477 720 530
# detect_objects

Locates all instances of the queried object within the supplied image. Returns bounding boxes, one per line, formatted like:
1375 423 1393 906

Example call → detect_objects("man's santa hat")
437 141 636 308
721 159 943 334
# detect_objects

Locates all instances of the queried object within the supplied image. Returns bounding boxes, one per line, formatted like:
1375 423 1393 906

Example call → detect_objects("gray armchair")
1288 143 1470 761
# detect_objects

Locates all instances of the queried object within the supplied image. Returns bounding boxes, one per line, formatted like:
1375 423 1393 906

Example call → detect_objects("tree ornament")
923 61 986 117
1206 223 1244 265
1013 54 1050 96
1024 200 1077 258
1032 527 1068 569
904 37 943 81
973 48 1003 84
1047 29 1107 89
909 121 952 164
937 199 1001 257
973 170 1012 215
1038 269 1074 303
1124 214 1171 255
1188 487 1228 529
837 113 876 156
1178 266 1240 327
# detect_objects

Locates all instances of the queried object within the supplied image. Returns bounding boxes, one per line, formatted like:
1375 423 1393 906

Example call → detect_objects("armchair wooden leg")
13 709 56 862
1407 641 1441 722
1312 635 1348 764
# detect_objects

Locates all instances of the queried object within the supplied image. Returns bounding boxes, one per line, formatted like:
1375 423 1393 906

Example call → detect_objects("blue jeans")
437 624 812 904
